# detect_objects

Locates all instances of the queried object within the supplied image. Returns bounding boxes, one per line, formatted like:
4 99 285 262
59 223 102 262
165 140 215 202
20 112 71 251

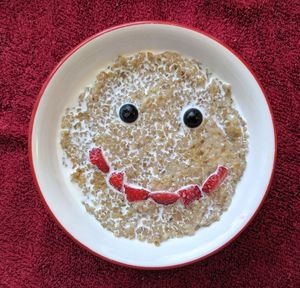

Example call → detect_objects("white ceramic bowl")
29 22 276 269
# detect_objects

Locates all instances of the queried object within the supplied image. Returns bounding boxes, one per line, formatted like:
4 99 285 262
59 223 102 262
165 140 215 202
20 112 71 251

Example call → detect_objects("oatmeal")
60 51 248 245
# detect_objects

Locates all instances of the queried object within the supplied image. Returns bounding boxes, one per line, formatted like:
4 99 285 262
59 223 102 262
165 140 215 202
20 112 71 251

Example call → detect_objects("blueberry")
119 104 138 123
183 108 203 128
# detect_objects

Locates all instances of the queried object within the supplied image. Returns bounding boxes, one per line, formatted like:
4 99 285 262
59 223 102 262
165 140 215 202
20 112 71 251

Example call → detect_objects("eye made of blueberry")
183 108 203 128
119 103 139 123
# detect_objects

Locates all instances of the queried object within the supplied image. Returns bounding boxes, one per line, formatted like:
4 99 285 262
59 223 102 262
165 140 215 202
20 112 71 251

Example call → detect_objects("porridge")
60 51 248 246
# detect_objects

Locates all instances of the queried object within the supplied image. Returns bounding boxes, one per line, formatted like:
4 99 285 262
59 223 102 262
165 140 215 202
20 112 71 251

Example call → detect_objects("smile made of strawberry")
89 147 229 207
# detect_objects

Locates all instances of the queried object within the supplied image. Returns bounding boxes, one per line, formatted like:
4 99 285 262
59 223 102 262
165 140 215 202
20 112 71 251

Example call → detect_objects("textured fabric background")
0 0 299 287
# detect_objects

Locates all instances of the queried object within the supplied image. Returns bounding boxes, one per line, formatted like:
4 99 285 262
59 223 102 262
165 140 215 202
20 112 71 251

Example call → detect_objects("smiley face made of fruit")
89 103 228 208
80 51 249 210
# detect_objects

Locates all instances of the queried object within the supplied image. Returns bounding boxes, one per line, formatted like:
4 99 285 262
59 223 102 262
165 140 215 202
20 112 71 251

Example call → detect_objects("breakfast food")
60 51 248 245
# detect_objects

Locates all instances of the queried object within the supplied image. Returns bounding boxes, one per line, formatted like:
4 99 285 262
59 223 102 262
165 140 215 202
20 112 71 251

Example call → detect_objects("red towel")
0 0 299 287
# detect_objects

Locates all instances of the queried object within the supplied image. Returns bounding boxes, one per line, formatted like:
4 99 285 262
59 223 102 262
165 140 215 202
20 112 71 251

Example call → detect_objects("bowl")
29 21 276 269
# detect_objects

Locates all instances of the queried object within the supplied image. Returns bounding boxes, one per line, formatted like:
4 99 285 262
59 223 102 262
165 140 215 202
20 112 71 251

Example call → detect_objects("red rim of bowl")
28 21 277 270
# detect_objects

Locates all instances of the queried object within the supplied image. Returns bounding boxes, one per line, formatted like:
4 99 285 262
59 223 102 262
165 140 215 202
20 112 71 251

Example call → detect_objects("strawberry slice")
109 171 124 191
124 185 150 202
89 147 110 173
217 165 228 181
201 174 219 193
202 166 229 193
150 192 179 205
177 185 201 206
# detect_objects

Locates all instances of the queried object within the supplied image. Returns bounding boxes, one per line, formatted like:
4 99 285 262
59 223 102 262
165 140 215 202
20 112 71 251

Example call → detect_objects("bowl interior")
31 23 275 268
